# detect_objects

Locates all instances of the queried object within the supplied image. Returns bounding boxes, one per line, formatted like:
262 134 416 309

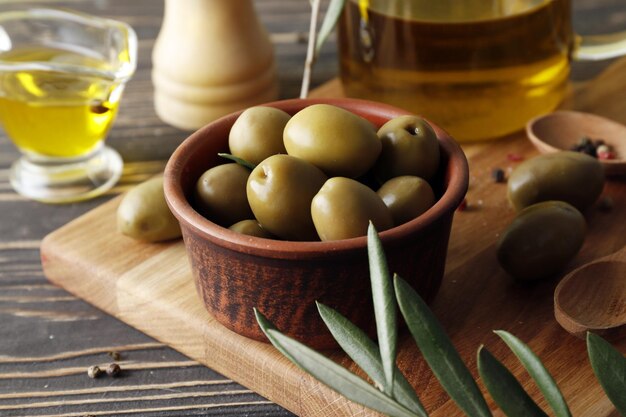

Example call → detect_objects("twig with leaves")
256 223 626 417
300 0 346 98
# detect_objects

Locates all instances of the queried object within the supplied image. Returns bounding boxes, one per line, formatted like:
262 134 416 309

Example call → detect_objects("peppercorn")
106 363 122 377
492 168 506 183
87 365 102 379
108 351 121 361
570 136 618 160
597 146 616 160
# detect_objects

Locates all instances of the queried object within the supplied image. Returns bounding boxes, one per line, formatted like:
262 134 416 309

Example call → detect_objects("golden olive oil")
0 46 121 157
338 0 573 141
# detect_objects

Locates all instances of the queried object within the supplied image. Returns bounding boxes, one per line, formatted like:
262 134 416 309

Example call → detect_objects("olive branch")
256 223 626 417
300 0 346 98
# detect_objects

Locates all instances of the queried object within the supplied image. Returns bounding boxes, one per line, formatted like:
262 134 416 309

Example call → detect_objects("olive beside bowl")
163 98 469 349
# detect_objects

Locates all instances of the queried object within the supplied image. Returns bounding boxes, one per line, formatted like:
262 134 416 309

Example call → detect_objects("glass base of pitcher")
10 145 123 204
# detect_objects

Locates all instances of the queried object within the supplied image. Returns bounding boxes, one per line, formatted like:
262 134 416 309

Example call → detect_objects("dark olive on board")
507 151 604 212
194 163 253 226
497 201 586 281
311 177 393 241
283 104 381 178
247 154 327 241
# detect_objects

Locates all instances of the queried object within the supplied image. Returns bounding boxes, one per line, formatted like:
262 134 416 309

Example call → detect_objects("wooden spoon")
554 245 626 340
526 110 626 176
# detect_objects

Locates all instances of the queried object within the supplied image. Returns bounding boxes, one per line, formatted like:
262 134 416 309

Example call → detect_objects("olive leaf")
316 301 428 417
394 275 492 417
587 332 626 415
254 309 297 364
477 345 548 417
254 227 626 417
217 153 256 170
255 310 419 417
315 0 347 54
494 331 571 417
367 222 397 395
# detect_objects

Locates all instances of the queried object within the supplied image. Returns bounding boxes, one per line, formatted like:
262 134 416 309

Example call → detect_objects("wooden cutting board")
41 59 626 417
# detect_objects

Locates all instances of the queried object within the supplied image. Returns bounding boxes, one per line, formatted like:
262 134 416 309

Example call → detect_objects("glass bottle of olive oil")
0 46 123 158
338 0 573 141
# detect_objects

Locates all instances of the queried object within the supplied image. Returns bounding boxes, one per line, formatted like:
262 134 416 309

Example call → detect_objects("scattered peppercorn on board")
41 58 626 417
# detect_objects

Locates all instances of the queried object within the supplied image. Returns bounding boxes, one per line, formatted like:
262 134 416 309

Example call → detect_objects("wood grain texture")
42 57 626 416
2 0 626 416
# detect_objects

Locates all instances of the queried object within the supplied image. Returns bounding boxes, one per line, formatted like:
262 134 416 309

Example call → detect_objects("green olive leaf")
316 302 427 417
477 346 548 417
494 331 571 417
394 275 492 417
315 0 346 55
255 310 419 417
254 309 298 364
368 222 397 395
217 153 256 170
587 332 626 415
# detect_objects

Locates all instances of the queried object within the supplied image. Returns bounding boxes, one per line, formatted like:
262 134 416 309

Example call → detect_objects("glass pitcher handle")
573 31 626 61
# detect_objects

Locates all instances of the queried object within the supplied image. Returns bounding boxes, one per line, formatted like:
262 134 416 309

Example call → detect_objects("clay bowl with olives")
164 98 469 349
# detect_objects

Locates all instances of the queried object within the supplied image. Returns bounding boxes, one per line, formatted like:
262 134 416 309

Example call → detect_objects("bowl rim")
164 97 469 260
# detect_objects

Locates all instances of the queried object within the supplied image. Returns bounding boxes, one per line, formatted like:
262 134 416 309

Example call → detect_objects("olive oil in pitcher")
338 0 573 141
0 46 122 158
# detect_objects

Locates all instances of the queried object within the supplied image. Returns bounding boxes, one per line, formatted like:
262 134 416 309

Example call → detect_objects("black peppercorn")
108 351 121 361
492 168 506 183
87 365 102 379
106 363 121 377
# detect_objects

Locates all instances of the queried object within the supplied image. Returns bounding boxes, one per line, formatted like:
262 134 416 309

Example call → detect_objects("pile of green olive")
497 151 604 281
193 104 440 242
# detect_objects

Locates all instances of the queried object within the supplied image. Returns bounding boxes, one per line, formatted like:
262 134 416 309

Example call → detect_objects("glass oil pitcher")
0 8 137 203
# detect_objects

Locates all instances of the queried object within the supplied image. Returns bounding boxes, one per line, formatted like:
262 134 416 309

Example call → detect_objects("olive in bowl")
163 98 469 349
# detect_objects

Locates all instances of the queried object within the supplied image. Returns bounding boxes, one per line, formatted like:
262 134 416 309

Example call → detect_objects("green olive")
507 151 604 212
374 115 440 182
247 154 327 241
194 163 253 226
228 106 290 165
497 201 586 281
117 176 181 242
229 219 274 238
377 176 435 225
283 104 380 178
311 177 393 241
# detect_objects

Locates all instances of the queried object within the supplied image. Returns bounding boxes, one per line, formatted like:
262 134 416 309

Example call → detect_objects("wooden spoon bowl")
554 246 626 340
527 110 626 176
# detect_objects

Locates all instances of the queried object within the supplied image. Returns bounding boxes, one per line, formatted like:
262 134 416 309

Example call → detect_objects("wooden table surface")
0 1 624 416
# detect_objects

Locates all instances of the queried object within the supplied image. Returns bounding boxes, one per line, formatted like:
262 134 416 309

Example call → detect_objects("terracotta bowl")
164 98 469 349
